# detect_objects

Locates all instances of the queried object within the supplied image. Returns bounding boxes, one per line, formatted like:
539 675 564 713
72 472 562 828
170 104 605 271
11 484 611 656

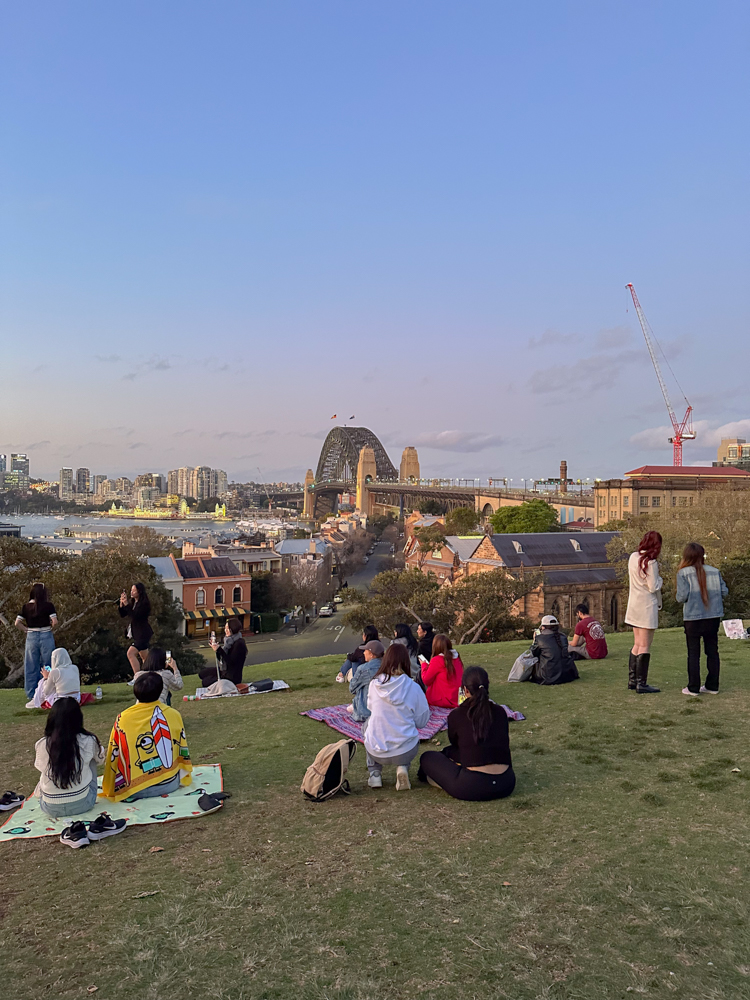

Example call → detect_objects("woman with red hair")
624 531 663 693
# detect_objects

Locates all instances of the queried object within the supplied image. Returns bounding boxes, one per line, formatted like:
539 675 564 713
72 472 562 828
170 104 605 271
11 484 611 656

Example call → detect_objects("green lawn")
1 630 750 999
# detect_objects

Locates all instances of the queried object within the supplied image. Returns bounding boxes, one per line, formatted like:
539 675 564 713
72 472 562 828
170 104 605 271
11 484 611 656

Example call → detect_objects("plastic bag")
508 649 537 682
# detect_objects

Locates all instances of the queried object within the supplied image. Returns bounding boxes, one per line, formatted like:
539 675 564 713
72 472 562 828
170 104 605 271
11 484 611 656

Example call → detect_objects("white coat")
624 552 663 630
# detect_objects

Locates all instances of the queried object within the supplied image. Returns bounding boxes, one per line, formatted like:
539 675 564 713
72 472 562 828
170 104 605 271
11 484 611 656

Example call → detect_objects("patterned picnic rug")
0 764 223 843
300 704 525 743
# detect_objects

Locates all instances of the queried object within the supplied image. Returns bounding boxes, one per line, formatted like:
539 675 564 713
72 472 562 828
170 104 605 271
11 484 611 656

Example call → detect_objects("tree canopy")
417 499 446 516
103 526 178 557
489 499 559 534
445 506 481 535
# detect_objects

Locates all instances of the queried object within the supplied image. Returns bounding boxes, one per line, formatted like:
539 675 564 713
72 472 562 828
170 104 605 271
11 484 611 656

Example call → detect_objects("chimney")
560 460 568 486
309 538 316 554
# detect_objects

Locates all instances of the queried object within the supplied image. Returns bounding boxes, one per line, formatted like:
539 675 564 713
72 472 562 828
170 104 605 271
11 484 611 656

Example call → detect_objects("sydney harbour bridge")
265 425 594 523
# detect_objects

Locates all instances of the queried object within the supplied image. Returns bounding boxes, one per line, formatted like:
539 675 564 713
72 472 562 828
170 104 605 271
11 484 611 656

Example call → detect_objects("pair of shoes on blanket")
0 791 24 811
198 791 231 814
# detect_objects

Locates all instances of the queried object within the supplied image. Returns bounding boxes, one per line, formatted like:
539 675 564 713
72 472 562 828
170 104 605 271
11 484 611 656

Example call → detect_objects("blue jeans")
40 762 98 818
24 630 56 699
126 772 181 802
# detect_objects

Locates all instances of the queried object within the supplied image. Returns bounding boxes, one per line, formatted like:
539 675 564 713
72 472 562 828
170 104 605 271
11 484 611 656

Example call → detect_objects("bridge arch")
315 426 397 483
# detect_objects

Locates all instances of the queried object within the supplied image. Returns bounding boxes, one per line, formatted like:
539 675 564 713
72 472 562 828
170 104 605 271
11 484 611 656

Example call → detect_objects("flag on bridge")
331 414 337 419
349 415 355 420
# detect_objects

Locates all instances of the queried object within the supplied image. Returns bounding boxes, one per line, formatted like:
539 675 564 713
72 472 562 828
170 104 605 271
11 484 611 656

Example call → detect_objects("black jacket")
118 598 153 651
529 630 579 686
216 637 248 685
417 630 435 661
346 643 368 666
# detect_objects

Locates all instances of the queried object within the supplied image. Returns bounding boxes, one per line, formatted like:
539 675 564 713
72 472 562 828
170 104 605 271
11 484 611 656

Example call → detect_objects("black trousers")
418 748 516 802
684 617 720 693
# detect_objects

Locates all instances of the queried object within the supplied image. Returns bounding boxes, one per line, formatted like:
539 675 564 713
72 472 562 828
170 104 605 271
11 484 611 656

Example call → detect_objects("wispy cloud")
415 430 503 453
530 348 644 395
527 330 581 350
630 418 750 452
95 354 122 364
122 355 173 381
26 440 51 450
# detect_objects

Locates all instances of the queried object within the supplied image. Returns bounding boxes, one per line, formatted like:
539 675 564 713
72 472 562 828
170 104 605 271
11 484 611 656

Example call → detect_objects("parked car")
319 605 333 617
333 595 343 604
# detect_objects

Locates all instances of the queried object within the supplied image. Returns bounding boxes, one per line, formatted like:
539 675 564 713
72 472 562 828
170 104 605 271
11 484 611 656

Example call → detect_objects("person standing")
624 531 663 694
568 603 608 661
201 619 248 686
16 583 58 703
119 582 153 676
676 542 728 696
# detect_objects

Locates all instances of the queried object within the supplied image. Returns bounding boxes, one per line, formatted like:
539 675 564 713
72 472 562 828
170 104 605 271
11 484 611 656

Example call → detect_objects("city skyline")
2 3 748 483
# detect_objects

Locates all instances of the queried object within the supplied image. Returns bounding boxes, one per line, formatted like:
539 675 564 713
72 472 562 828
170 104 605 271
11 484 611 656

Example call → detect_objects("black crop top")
445 699 512 767
17 600 57 629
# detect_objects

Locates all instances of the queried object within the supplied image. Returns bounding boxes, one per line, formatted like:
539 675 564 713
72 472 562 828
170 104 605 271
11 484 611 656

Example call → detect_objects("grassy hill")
1 630 750 999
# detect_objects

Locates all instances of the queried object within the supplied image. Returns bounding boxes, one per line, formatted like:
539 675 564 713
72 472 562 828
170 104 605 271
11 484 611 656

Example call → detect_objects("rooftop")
474 531 618 569
624 465 750 478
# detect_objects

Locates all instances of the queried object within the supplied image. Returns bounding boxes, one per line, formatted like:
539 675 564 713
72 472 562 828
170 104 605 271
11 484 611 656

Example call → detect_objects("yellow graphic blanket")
101 700 193 802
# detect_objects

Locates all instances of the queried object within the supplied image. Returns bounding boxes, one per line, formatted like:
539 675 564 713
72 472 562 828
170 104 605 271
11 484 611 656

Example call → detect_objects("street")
201 540 393 670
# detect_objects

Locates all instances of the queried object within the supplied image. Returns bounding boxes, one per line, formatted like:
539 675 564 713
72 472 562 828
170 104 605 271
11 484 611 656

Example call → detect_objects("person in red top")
422 634 463 708
569 603 608 661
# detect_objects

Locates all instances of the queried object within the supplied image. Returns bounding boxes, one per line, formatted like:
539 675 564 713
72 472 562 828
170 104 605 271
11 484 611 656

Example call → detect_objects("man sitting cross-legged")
568 603 608 662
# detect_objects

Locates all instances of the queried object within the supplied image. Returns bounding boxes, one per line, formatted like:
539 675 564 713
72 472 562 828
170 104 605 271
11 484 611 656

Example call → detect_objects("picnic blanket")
0 764 223 843
300 703 525 743
190 680 290 701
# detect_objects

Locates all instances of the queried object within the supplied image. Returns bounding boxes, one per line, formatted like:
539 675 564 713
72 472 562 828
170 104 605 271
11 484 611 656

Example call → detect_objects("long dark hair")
462 666 493 744
432 634 456 677
637 531 662 576
375 643 412 682
44 698 101 789
29 582 49 605
393 623 418 656
362 625 379 643
678 542 709 606
131 582 150 614
143 647 167 671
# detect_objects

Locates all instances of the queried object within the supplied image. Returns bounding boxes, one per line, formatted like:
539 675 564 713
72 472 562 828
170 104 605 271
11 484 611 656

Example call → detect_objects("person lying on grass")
101 671 192 803
346 640 384 721
364 643 430 791
418 666 516 801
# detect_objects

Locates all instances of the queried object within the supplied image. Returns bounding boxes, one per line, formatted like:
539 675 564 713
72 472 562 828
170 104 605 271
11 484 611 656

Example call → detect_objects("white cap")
541 614 559 626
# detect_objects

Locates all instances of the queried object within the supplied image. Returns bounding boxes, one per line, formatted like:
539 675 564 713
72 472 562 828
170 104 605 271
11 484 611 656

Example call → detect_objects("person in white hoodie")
364 643 430 791
27 648 82 709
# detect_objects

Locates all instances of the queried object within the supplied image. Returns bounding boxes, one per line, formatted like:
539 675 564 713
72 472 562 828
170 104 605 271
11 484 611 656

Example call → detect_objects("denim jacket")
349 657 381 722
676 565 728 621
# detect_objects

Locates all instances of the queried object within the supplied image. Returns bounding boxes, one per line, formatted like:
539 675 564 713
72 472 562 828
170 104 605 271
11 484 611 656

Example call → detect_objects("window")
610 595 619 629
672 496 677 506
570 538 582 552
232 586 242 604
742 447 750 458
214 587 224 605
652 496 661 507
623 496 629 507
599 496 606 506
679 496 687 506
195 587 205 607
640 496 649 508
728 447 738 458
432 549 443 559
512 540 524 553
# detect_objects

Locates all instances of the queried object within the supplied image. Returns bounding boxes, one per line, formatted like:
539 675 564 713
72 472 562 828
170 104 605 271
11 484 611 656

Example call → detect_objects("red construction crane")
627 282 695 467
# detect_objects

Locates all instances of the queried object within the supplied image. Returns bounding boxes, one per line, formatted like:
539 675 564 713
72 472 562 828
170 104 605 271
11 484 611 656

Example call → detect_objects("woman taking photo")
201 619 248 687
136 647 184 704
676 542 728 696
422 633 464 708
16 583 58 703
418 666 515 801
624 531 663 694
119 582 153 676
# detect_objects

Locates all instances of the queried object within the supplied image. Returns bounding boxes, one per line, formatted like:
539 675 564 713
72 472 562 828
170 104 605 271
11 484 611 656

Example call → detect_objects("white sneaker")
395 766 411 791
335 673 345 683
25 700 36 709
368 773 382 788
700 685 719 695
682 687 700 696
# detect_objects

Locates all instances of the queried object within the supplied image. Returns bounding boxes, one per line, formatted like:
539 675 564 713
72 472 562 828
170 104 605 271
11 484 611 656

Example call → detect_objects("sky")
1 1 748 485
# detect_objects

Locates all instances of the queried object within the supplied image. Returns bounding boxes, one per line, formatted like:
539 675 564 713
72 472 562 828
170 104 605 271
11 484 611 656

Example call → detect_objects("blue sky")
1 2 748 484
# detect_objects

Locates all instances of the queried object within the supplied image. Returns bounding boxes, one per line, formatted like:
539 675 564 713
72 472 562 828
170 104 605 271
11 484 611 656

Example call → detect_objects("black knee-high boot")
628 652 638 690
636 653 660 693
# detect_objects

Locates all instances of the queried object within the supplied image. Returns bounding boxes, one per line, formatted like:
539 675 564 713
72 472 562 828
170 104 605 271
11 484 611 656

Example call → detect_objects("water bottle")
95 686 103 701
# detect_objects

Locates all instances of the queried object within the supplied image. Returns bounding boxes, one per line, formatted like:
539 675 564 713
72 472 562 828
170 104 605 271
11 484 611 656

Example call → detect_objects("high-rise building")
167 469 179 495
211 469 228 497
59 468 74 501
177 467 195 498
0 455 6 474
114 477 133 496
135 473 166 493
190 466 212 501
11 454 30 476
75 468 91 495
92 475 107 495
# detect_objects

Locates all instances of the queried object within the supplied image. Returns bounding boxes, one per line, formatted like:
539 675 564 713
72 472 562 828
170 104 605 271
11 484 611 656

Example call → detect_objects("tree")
343 569 448 635
417 499 446 516
291 561 328 613
412 524 448 570
445 506 480 535
104 526 178 557
0 539 203 685
489 499 559 534
195 496 222 513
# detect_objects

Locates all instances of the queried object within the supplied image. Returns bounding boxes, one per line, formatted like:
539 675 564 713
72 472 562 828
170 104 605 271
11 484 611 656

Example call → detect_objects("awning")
184 607 248 620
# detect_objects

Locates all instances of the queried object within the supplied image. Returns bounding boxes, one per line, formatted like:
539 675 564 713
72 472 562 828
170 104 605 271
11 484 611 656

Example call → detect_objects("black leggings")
684 617 720 693
418 749 516 801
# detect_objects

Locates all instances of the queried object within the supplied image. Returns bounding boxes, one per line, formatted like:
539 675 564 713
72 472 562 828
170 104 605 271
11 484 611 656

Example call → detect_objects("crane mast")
626 283 695 466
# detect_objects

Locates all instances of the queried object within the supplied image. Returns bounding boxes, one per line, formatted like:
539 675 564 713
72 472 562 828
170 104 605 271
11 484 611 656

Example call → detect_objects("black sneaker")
87 813 127 840
0 791 25 811
60 821 90 849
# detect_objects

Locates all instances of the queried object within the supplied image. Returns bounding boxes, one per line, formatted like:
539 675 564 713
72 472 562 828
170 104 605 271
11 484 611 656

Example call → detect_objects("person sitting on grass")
390 623 422 685
418 666 516 801
346 640 384 721
422 633 464 708
200 619 248 687
336 625 379 683
529 615 579 685
28 648 96 709
364 643 430 791
33 697 127 848
568 603 608 662
134 647 183 705
101 671 192 803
